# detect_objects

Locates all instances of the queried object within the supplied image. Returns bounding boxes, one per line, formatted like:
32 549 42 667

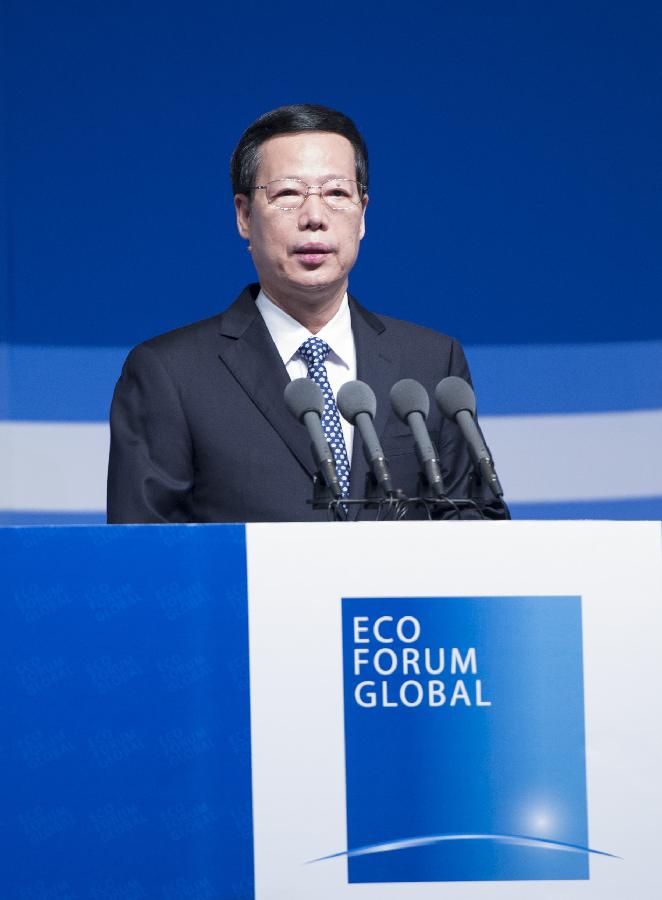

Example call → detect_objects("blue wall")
1 1 661 522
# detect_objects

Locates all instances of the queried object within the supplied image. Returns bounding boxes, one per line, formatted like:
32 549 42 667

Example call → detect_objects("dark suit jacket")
107 284 491 523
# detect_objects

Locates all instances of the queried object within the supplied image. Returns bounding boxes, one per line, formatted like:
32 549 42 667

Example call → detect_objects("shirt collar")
255 288 353 369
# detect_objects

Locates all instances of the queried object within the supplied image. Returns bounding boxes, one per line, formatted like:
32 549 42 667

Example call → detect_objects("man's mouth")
293 243 334 265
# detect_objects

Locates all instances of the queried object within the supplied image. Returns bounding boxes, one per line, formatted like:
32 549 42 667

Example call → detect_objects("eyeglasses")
253 178 365 210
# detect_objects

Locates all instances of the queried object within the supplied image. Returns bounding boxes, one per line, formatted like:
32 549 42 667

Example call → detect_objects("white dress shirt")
255 288 356 459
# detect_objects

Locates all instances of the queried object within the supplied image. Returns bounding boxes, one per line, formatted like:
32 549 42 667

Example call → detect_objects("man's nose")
298 188 327 229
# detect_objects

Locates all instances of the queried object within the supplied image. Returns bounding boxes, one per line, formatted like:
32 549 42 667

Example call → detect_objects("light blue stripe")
0 343 9 417
508 496 662 520
0 511 107 526
0 344 127 421
467 340 662 415
1 498 659 525
0 340 660 421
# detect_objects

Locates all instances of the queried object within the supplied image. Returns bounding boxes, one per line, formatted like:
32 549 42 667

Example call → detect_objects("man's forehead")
256 131 356 178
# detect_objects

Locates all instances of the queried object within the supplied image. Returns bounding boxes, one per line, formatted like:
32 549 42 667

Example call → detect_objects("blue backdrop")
1 0 660 522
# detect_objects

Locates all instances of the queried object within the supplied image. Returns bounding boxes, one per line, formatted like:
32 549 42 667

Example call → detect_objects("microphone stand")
308 438 511 521
311 494 510 521
311 472 347 521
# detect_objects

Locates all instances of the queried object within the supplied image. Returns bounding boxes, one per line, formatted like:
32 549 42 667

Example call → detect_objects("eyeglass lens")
265 179 361 209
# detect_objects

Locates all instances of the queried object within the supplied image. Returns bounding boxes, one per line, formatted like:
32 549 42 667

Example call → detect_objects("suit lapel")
348 299 401 516
216 288 401 510
216 286 316 477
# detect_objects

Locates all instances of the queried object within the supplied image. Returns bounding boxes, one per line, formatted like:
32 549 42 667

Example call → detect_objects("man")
107 104 492 523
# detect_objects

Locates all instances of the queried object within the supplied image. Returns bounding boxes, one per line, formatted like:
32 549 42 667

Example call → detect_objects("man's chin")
259 266 349 307
285 270 345 297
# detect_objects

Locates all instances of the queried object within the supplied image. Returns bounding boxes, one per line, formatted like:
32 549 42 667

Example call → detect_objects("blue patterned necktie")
297 336 351 498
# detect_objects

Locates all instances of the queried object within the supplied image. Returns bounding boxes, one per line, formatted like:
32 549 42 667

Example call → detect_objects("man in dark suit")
107 104 493 523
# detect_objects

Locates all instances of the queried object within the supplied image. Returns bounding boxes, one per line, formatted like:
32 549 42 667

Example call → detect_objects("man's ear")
234 194 251 239
359 192 368 240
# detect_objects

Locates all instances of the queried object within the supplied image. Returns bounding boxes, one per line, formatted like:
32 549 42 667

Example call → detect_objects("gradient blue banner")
342 596 590 883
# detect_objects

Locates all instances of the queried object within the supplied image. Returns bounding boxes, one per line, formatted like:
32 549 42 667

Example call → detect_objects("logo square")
341 596 589 883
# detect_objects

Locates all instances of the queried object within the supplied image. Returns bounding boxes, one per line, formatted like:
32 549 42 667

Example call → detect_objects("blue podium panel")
2 522 662 900
0 525 253 900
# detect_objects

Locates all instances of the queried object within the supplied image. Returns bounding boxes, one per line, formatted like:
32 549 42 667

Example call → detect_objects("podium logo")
335 596 606 883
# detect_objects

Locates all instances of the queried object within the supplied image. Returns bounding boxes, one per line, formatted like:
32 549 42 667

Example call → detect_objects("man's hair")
230 103 369 197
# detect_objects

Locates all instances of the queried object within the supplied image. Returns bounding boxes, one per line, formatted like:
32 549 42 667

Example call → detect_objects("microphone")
337 381 395 496
390 379 445 497
434 376 504 499
284 378 342 500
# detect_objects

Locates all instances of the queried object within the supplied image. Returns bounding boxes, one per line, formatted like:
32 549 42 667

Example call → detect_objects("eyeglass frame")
252 177 366 211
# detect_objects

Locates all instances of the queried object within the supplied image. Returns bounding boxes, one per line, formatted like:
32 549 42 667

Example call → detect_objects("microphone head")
337 380 377 424
435 376 476 418
390 378 430 423
284 378 324 421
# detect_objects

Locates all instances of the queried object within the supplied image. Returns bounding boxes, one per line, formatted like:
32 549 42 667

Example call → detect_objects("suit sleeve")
107 343 194 523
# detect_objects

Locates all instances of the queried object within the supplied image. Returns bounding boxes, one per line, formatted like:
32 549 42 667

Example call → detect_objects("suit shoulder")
350 301 470 381
116 313 227 387
139 311 226 354
126 284 258 364
362 307 462 351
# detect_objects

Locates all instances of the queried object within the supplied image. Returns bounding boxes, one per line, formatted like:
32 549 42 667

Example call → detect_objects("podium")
1 521 661 899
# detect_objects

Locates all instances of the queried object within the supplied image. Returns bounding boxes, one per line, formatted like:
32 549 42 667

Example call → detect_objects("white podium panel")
246 521 662 899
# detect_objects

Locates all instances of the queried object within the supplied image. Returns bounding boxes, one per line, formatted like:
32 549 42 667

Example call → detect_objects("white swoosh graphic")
308 831 620 864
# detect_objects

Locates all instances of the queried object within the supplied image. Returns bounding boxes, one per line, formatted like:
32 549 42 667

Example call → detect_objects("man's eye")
274 188 302 197
326 188 350 197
